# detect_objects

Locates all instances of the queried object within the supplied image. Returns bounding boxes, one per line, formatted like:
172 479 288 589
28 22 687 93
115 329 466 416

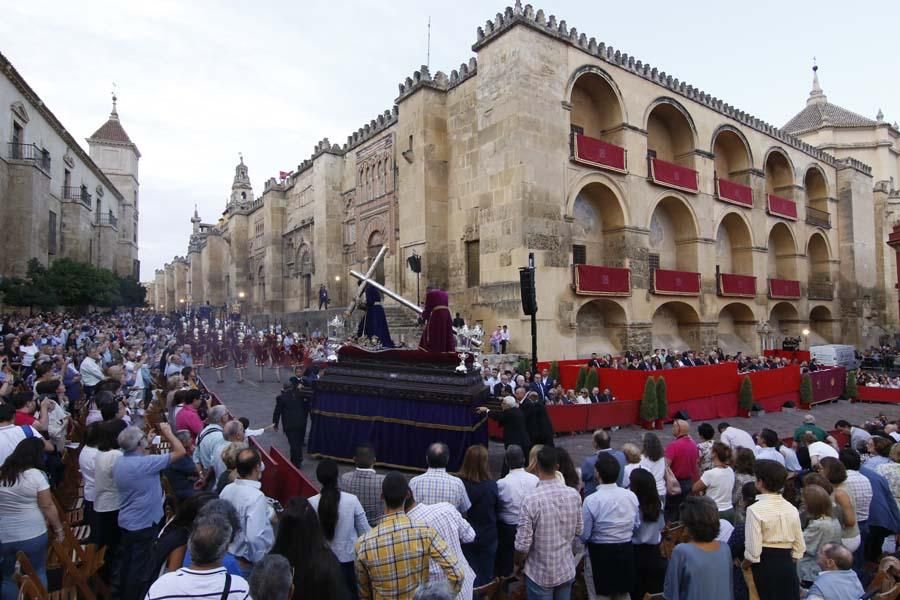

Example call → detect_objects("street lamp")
238 291 245 299
802 328 810 350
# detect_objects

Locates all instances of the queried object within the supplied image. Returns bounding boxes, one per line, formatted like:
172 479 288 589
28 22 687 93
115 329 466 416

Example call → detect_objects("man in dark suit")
520 391 554 447
493 373 514 398
476 396 531 457
595 387 614 403
587 353 602 368
536 368 555 397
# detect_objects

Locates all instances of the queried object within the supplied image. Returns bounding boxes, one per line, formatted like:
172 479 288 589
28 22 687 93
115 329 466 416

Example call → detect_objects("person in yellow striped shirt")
743 459 805 600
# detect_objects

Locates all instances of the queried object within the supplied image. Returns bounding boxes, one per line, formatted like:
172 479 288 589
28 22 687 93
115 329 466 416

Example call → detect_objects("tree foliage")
640 377 658 422
0 258 145 311
585 367 599 392
549 361 560 383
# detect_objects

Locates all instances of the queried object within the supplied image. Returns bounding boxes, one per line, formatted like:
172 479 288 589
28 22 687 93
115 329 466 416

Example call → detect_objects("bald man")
664 419 699 521
806 543 863 600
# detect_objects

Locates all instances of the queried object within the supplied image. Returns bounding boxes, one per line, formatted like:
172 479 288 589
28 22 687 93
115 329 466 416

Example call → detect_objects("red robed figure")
419 287 455 352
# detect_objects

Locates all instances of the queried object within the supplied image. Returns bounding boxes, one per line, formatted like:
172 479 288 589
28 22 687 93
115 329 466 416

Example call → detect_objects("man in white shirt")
500 325 510 354
755 429 786 466
495 445 538 576
0 403 51 464
219 448 274 577
407 498 475 600
718 422 755 451
808 440 840 466
145 512 250 600
79 345 106 394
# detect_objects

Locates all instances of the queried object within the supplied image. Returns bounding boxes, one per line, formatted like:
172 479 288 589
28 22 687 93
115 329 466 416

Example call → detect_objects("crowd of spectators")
2 311 900 600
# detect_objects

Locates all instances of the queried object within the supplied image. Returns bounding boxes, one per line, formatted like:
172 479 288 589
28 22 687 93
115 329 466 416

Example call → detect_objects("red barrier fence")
250 437 319 505
856 386 900 404
488 364 848 440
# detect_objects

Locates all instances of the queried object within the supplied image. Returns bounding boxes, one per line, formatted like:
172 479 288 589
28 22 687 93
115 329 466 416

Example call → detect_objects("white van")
810 344 859 370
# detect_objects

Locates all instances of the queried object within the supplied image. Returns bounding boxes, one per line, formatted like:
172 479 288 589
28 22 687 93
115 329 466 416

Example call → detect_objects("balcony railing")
571 133 627 173
96 213 118 228
8 142 51 171
808 282 834 301
62 186 93 207
805 205 831 229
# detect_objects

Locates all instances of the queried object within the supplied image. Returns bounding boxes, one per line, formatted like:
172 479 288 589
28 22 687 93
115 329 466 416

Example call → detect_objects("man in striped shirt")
409 442 471 513
145 513 250 600
407 498 475 600
514 446 583 598
356 472 463 600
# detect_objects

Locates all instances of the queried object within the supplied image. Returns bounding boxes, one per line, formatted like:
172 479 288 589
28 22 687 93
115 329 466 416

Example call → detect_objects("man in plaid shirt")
355 472 463 600
514 446 583 599
409 442 471 513
407 497 476 600
340 443 386 526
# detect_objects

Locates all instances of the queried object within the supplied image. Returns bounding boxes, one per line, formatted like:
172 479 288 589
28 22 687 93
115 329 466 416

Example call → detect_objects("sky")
2 0 897 278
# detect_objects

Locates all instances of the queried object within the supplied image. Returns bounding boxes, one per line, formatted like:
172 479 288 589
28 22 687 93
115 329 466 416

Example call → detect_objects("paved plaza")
202 365 900 482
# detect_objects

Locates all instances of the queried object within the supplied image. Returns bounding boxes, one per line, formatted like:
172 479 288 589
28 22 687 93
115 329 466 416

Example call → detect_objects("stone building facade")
0 52 141 280
155 3 900 359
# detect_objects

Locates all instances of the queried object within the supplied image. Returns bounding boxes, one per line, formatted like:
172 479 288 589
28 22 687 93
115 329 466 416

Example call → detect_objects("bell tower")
228 154 253 209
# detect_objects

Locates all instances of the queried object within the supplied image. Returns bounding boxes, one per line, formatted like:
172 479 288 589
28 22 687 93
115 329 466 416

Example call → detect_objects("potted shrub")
799 373 813 408
738 375 753 417
655 376 668 429
575 366 588 392
585 367 599 394
845 370 858 402
782 400 797 413
549 360 560 385
640 377 657 429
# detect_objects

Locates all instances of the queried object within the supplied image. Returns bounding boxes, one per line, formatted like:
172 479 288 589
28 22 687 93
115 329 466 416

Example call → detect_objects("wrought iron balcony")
805 205 831 229
62 186 93 207
96 213 118 228
8 142 51 171
807 282 834 301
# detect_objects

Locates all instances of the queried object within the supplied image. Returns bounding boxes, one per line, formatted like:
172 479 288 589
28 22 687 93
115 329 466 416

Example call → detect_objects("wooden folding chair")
50 494 89 543
47 521 109 600
15 573 78 600
660 523 686 559
473 577 501 599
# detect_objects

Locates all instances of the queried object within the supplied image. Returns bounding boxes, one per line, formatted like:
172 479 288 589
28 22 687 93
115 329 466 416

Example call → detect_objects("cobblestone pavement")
202 365 900 481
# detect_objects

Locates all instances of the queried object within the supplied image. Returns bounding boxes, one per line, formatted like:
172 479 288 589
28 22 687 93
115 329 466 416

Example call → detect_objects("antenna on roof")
426 16 431 70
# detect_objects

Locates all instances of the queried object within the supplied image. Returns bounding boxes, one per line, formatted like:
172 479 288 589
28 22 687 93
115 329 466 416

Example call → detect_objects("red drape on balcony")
767 194 798 220
650 158 699 192
574 264 631 296
768 278 801 299
718 273 756 297
573 134 627 172
653 269 701 295
716 178 753 207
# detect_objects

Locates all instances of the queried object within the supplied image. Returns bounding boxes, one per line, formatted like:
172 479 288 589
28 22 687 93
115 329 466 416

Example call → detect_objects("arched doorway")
765 149 794 199
769 302 800 346
804 166 830 227
713 128 752 183
649 196 698 272
717 303 756 356
569 71 625 146
809 305 835 345
767 223 797 280
647 102 695 169
570 181 627 267
807 233 831 300
575 299 627 357
651 301 700 352
715 213 754 275
367 231 385 285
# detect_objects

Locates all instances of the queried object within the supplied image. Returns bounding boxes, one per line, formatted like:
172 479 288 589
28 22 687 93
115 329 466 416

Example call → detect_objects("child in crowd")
697 422 715 473
621 442 642 487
